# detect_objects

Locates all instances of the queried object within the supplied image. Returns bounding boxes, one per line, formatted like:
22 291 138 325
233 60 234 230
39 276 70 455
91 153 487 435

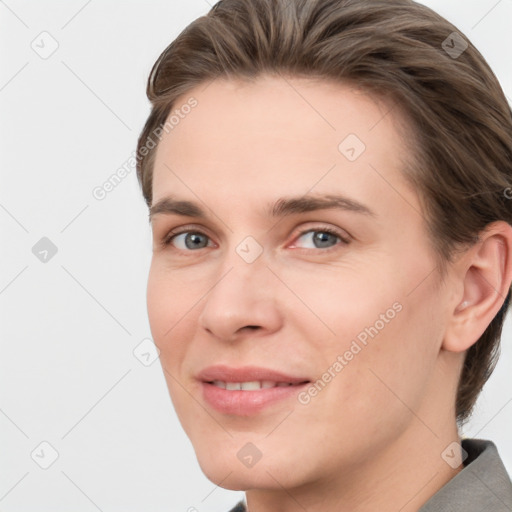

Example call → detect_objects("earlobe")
442 221 512 353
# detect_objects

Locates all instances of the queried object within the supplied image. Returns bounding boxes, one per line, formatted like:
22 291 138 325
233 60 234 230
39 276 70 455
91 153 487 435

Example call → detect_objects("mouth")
206 380 310 390
197 365 312 415
197 364 310 385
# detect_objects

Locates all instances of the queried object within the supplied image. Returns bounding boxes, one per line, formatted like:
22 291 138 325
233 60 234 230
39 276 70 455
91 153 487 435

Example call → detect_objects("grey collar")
419 438 512 511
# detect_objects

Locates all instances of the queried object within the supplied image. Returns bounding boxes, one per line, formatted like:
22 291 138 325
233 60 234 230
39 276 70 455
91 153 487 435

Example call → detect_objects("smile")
210 380 307 390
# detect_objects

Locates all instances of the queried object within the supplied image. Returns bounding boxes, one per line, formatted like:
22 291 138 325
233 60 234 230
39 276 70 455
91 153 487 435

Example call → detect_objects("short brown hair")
136 0 512 427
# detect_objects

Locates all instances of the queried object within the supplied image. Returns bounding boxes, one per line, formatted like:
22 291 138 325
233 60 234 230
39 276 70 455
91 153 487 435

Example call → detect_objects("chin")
194 447 307 492
198 462 281 491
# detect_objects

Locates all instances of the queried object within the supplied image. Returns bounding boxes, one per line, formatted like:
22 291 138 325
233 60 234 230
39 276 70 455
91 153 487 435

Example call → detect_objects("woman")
136 1 512 510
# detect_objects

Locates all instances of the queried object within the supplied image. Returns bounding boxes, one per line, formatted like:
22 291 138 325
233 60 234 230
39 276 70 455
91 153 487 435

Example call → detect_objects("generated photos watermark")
298 301 403 405
92 96 198 201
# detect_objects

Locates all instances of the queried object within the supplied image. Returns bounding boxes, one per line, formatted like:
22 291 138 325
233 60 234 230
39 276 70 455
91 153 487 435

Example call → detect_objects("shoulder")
420 438 512 511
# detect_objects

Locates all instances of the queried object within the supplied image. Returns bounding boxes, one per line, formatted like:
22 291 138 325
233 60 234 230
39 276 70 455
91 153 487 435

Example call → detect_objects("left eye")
293 229 346 249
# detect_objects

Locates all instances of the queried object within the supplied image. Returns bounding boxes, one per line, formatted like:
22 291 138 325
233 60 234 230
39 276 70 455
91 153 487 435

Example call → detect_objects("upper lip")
197 365 310 384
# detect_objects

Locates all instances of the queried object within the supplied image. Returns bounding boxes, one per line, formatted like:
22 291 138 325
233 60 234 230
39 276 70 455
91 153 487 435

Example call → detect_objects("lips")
196 365 312 415
197 364 310 386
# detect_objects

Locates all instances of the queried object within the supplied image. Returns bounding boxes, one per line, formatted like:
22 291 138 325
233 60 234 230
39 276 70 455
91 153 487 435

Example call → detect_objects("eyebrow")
149 194 376 221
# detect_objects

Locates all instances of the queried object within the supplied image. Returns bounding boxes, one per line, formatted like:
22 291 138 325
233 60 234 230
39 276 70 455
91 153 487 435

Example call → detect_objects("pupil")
314 231 335 248
186 233 207 249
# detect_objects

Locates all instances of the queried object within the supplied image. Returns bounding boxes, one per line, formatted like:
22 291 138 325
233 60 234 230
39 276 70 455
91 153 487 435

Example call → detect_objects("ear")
442 221 512 353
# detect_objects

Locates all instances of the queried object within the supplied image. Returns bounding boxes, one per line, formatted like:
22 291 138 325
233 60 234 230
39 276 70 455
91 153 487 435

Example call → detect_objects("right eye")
163 230 214 251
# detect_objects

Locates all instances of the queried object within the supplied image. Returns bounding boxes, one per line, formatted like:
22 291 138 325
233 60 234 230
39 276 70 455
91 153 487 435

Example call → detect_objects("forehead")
151 75 416 213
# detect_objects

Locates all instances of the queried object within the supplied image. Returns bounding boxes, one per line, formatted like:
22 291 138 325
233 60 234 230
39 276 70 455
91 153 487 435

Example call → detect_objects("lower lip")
201 382 310 415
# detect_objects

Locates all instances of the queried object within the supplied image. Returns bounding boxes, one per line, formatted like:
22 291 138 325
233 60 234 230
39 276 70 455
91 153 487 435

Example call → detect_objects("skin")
146 75 512 512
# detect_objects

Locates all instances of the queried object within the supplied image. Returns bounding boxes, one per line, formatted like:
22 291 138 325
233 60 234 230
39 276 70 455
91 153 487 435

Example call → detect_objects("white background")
1 1 511 511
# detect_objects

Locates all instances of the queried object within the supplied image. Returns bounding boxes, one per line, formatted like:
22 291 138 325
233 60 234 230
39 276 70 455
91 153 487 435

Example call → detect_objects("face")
147 75 455 490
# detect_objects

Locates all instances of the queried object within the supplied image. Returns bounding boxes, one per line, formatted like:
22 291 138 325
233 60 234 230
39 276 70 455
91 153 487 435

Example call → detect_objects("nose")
198 254 283 342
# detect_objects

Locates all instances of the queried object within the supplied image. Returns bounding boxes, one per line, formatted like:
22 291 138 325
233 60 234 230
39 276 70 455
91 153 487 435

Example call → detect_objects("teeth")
240 381 261 390
210 380 295 390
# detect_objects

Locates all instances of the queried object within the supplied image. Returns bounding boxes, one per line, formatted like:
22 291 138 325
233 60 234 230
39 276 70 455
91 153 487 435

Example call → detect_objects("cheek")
146 262 190 359
288 255 441 418
146 268 194 419
147 259 197 328
294 305 438 454
335 288 440 426
146 266 169 340
276 260 397 351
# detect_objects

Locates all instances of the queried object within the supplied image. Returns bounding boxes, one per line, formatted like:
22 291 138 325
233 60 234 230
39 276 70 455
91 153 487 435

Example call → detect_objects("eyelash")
160 225 350 253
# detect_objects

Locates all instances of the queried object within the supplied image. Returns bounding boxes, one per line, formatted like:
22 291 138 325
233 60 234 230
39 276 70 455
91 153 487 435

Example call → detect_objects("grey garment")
227 438 512 512
419 438 512 511
227 502 247 512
